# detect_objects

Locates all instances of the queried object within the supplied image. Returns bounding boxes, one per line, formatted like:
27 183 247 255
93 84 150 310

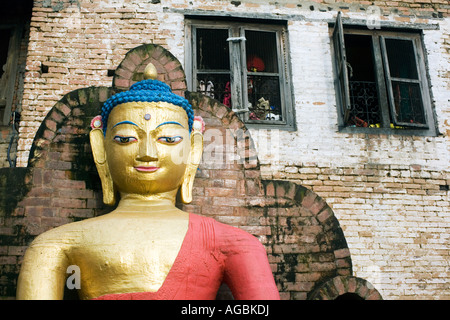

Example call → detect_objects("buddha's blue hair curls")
101 79 194 134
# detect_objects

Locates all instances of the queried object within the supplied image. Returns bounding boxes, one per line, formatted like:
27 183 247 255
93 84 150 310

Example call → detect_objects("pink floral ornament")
193 116 205 134
90 115 103 129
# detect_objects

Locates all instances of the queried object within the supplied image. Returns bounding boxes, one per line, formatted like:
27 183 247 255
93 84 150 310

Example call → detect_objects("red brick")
240 226 271 236
0 227 16 236
168 69 184 80
127 51 143 67
115 78 130 88
51 198 86 209
0 256 17 264
49 109 64 123
265 182 275 197
27 186 54 198
366 290 382 300
334 248 350 259
333 276 346 295
336 258 351 268
120 58 137 72
43 129 55 141
45 160 71 170
8 246 28 256
25 206 45 217
214 105 229 119
212 197 245 207
171 80 187 90
55 102 71 116
347 277 357 293
21 197 51 207
115 67 133 80
301 191 317 208
60 208 93 218
310 262 335 272
164 60 178 73
58 189 95 199
52 179 85 189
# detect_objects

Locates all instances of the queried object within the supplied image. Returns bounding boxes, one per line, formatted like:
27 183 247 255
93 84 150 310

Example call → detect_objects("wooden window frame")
185 19 296 131
0 24 22 126
331 13 437 136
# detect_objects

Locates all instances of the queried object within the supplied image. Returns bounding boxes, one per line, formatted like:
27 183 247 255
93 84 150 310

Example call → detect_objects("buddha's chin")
117 179 182 197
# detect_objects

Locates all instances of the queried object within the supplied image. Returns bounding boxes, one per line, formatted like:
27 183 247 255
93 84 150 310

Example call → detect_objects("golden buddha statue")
16 64 279 300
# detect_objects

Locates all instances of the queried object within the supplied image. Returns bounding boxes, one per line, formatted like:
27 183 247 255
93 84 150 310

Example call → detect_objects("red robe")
93 213 280 300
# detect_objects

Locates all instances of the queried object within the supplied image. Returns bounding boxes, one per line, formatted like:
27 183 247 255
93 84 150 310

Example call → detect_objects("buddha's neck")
115 192 178 214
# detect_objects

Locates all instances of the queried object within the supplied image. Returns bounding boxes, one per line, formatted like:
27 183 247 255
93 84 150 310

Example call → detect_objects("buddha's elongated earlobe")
90 128 117 205
180 130 203 204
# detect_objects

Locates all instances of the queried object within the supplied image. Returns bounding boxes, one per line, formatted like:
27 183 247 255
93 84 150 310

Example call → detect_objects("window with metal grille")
332 12 436 136
186 19 295 130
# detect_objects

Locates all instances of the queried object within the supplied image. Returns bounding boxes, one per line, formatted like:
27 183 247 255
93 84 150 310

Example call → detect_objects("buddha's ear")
180 131 203 204
89 129 117 206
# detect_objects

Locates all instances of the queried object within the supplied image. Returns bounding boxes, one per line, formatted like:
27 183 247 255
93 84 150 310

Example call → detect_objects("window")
186 19 295 130
332 12 436 136
0 25 22 126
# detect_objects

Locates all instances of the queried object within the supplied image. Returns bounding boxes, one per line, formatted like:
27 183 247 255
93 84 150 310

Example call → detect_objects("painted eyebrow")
155 121 184 129
112 120 139 128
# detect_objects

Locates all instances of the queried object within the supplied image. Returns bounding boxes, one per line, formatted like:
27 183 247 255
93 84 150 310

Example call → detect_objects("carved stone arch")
309 276 383 300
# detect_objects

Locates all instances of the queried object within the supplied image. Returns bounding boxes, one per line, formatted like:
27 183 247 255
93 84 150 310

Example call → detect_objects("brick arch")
309 276 383 300
28 86 113 168
112 43 187 97
264 182 353 300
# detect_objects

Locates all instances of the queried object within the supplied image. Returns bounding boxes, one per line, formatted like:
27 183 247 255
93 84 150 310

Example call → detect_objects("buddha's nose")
137 135 158 162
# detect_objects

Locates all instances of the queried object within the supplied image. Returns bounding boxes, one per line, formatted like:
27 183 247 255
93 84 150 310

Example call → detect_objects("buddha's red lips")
134 166 159 172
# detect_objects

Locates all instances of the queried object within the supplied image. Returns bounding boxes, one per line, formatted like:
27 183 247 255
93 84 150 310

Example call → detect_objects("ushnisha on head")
91 63 202 134
90 63 205 206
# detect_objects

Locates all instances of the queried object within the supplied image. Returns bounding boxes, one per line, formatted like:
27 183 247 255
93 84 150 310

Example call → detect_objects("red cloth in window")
92 213 280 300
223 81 231 108
247 55 265 72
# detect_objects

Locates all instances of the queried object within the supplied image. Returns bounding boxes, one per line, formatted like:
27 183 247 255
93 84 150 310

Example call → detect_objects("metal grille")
247 75 281 120
347 81 381 127
392 81 426 125
196 73 231 107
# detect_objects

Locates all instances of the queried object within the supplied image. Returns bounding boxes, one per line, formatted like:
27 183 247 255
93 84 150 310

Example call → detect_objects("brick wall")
4 0 450 299
258 162 450 299
251 14 450 300
16 0 188 166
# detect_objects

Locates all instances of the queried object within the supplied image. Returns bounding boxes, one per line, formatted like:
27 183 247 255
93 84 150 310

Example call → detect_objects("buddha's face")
104 101 191 197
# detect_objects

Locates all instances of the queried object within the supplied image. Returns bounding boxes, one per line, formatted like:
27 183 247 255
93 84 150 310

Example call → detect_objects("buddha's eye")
113 136 137 144
157 136 183 144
